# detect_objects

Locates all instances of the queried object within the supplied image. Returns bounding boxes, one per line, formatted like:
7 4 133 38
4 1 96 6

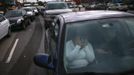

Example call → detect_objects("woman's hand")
74 37 87 48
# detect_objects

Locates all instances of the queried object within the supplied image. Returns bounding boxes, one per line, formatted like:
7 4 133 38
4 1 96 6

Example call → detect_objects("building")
0 0 18 13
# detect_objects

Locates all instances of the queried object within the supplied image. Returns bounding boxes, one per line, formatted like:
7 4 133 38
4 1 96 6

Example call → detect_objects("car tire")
6 27 11 37
26 19 30 26
22 22 26 30
31 18 34 22
28 19 31 25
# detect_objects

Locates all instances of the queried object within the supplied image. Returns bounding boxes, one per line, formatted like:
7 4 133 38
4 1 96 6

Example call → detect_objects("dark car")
37 6 46 16
5 9 30 30
34 10 134 75
21 7 36 21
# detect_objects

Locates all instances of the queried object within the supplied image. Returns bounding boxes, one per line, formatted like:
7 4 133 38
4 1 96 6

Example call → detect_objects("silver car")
0 14 11 40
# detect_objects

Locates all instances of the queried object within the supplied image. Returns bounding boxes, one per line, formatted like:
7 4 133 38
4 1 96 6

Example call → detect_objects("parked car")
0 14 11 40
21 7 35 21
44 1 72 29
37 6 46 16
66 2 76 8
5 9 30 30
34 10 134 75
85 4 96 10
85 3 107 10
128 4 134 10
30 6 39 15
108 3 128 11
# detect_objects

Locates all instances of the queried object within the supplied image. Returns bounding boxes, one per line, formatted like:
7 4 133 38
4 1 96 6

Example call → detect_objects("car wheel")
22 22 26 29
31 18 34 22
6 27 11 37
28 19 31 25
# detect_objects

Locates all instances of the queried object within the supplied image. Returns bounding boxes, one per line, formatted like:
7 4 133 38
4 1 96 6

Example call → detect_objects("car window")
50 19 60 46
0 15 5 22
5 10 22 18
46 3 68 10
45 20 59 57
46 20 60 63
63 18 134 74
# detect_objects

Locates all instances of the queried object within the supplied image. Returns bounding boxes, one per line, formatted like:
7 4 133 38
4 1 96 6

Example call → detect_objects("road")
0 15 47 75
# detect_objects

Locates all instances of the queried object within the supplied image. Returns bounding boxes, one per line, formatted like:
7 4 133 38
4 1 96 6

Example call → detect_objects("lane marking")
6 39 19 63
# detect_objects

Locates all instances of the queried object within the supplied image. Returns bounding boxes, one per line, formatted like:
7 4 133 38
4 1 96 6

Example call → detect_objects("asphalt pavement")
0 15 47 75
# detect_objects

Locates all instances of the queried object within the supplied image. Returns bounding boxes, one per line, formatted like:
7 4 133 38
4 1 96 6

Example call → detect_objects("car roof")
59 10 134 23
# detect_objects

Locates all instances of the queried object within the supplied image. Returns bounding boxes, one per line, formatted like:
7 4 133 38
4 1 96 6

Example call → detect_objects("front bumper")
10 23 22 29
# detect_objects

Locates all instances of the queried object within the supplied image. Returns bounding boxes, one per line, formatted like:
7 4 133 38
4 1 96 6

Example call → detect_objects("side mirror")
33 53 55 70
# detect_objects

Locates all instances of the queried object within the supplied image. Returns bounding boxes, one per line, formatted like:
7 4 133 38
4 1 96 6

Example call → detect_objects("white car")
0 14 11 40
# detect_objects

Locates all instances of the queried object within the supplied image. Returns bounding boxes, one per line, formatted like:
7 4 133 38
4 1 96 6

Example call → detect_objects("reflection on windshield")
47 3 68 10
5 11 22 18
64 18 134 74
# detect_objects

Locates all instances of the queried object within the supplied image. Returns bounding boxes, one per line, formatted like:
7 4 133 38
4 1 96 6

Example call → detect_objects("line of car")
0 1 75 44
0 6 38 40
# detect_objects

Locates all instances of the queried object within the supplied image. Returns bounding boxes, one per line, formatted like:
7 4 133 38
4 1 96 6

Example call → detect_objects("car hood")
45 9 72 15
8 16 23 24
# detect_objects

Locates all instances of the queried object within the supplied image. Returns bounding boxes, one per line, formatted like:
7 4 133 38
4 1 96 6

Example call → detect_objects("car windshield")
64 18 134 74
47 3 68 10
5 10 22 18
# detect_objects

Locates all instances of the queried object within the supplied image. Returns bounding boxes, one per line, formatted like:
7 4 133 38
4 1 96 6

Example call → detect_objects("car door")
0 15 8 39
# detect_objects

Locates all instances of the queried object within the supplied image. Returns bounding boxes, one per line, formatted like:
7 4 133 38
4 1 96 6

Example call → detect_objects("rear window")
46 3 68 10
